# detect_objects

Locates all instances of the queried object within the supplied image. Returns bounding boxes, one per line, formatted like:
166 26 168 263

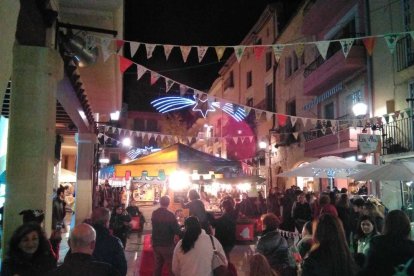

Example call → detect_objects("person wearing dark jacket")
110 205 131 248
152 196 182 276
359 210 414 276
91 207 127 276
211 198 237 258
50 186 67 259
302 214 358 276
291 192 312 232
48 223 120 276
181 189 209 232
256 213 289 274
2 222 56 276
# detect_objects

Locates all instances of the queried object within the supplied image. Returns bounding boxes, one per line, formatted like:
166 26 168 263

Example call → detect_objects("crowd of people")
2 184 414 276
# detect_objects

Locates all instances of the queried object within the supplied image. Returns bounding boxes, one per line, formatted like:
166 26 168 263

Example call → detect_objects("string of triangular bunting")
92 30 413 64
116 55 414 128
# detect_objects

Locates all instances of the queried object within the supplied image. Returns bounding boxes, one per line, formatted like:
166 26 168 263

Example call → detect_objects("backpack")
393 258 413 276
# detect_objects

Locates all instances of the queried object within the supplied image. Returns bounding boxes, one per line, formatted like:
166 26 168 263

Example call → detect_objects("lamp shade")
62 32 99 67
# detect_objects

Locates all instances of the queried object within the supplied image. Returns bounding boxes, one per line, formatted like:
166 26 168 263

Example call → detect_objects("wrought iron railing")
396 35 414 72
381 116 413 155
302 115 414 156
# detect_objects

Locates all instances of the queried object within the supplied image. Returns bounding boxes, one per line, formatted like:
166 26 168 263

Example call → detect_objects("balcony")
303 125 358 157
397 35 414 72
303 45 366 96
381 116 413 155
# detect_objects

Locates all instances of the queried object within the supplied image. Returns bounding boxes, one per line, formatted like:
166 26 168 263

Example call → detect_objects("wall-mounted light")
110 111 120 121
61 30 98 67
352 102 368 117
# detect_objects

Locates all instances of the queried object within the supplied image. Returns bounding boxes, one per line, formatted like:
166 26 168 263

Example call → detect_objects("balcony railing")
302 115 414 156
396 35 414 72
381 116 413 155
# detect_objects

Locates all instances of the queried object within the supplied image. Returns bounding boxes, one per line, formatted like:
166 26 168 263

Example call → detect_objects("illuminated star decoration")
151 95 247 122
192 95 215 118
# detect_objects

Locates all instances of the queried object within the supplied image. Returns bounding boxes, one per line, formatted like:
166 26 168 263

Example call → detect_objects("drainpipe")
364 0 374 119
365 0 380 197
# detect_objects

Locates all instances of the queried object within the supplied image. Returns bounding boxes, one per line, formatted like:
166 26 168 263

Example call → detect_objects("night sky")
123 0 301 111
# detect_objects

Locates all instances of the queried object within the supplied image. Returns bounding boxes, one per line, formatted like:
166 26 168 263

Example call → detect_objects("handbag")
209 235 229 276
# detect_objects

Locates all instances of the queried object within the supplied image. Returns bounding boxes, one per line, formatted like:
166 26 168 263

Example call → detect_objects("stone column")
3 45 62 248
74 133 96 225
0 0 20 104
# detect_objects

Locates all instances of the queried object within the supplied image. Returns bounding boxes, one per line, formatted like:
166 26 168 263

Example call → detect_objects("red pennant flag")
362 37 376 56
277 114 287 127
119 56 134 73
116 40 125 52
254 46 266 60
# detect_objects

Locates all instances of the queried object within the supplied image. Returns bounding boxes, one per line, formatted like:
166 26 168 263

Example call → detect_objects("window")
134 118 145 130
324 102 334 119
266 83 273 111
286 100 296 116
285 56 292 78
266 52 272 71
224 71 234 90
147 119 158 132
255 38 262 45
246 71 252 88
292 53 298 72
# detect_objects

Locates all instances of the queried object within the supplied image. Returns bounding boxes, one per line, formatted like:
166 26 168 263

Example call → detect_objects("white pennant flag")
165 79 174 93
194 90 203 98
290 116 298 127
384 35 400 54
137 64 147 80
311 119 318 128
197 46 208 62
249 136 254 143
244 106 252 115
145 43 156 59
130 42 140 57
321 127 327 135
129 130 133 137
163 45 174 60
179 84 187 96
266 112 273 121
180 46 192 62
104 125 110 132
241 137 246 143
255 110 263 120
292 132 299 140
331 126 337 134
272 44 285 62
100 38 113 62
234 46 246 62
233 137 238 144
316 41 330 59
98 133 103 138
340 39 354 58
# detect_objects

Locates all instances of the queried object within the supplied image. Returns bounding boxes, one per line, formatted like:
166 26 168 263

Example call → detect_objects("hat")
19 209 45 224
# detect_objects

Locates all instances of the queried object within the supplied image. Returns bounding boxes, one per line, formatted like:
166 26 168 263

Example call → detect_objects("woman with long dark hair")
181 189 210 233
302 214 358 276
172 216 227 276
1 222 56 276
360 210 414 276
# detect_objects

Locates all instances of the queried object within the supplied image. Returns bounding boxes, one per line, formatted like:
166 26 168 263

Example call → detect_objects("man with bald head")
91 207 127 276
48 223 120 275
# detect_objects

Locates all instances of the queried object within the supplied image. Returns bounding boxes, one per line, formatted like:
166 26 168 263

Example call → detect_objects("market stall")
114 143 245 210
